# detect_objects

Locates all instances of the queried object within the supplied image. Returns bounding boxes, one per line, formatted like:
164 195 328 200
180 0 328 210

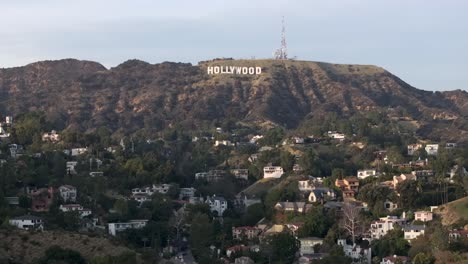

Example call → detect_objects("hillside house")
42 130 60 142
308 188 336 203
384 200 398 211
448 229 468 242
298 180 315 192
407 144 423 155
414 211 433 222
381 255 410 264
9 144 24 158
66 161 78 175
293 163 303 172
274 202 312 214
263 166 284 179
59 204 92 218
58 185 77 203
370 216 406 239
234 193 261 209
214 140 234 147
335 177 359 199
179 187 196 200
9 215 44 231
425 144 439 156
108 220 148 236
328 131 345 141
71 147 88 156
232 226 262 240
206 195 228 216
393 174 417 188
404 225 425 242
30 187 54 212
195 170 226 182
231 169 249 180
337 239 372 264
357 169 378 179
299 237 323 255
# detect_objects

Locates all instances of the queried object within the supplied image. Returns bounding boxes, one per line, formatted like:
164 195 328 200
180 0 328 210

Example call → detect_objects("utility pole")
274 16 288 60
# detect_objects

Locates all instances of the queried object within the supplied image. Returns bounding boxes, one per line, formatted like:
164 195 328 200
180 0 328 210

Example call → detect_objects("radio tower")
274 16 288 60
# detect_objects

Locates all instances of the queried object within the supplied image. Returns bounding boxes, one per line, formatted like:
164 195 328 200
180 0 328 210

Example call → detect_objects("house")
407 144 423 156
89 171 104 177
299 237 323 255
71 147 88 156
153 184 172 194
337 239 371 264
5 116 12 125
214 140 234 147
59 185 77 203
108 220 148 236
248 154 258 163
132 184 172 197
449 165 468 183
381 255 410 264
9 144 24 158
30 187 54 212
370 216 406 239
234 193 261 209
293 163 303 172
42 130 60 142
179 187 196 200
9 215 44 231
249 135 263 144
66 161 78 175
235 256 255 264
298 180 314 192
445 142 457 149
132 193 151 204
59 204 92 217
206 195 228 216
231 169 249 180
0 126 9 138
448 229 468 242
425 144 439 156
404 225 425 241
308 188 336 203
5 197 19 206
414 211 433 222
195 170 226 182
274 202 311 214
335 177 359 199
232 226 262 240
392 174 416 188
226 245 249 258
357 169 378 179
292 136 305 144
412 170 434 183
263 166 284 179
328 131 345 141
384 200 398 211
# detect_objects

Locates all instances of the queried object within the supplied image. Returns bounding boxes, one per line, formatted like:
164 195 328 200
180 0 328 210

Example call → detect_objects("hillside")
434 196 468 226
0 229 141 263
1 58 467 140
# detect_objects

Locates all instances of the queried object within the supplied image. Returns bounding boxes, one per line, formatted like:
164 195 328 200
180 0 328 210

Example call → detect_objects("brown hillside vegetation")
0 229 140 263
433 196 468 226
1 58 467 140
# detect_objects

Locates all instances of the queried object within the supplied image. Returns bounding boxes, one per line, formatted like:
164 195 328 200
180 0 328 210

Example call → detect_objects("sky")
1 0 467 91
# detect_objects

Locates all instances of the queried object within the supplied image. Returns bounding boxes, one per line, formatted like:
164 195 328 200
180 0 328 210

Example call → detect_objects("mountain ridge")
0 58 467 141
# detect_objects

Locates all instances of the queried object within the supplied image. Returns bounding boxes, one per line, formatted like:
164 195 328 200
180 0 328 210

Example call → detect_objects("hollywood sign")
207 66 262 75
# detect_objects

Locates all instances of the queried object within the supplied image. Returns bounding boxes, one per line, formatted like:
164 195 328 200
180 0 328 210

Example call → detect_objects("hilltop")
0 58 467 141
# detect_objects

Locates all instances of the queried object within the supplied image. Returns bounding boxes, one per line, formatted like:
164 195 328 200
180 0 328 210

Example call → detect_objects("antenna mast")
274 16 288 60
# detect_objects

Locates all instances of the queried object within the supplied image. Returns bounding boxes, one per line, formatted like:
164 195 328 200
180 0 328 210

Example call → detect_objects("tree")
242 203 265 226
413 253 435 264
371 228 410 258
340 203 363 245
263 232 299 264
298 206 328 238
280 151 295 172
38 245 86 264
190 213 214 260
396 180 421 210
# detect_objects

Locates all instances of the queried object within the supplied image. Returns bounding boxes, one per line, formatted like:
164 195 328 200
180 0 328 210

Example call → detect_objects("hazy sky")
1 0 467 91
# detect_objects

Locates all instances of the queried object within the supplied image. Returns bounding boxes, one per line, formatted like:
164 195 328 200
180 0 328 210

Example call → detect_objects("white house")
206 195 228 216
357 169 378 179
59 204 92 218
298 180 314 192
337 239 371 264
132 184 172 197
231 169 249 180
71 147 88 156
407 144 423 156
370 216 406 240
404 225 425 242
0 126 9 138
263 166 284 179
9 144 24 158
132 193 151 204
381 255 410 264
58 185 77 203
9 215 44 231
42 130 60 142
179 187 196 200
299 237 323 255
249 135 263 144
214 140 234 147
425 144 439 156
66 161 78 175
328 131 345 140
414 211 433 222
108 220 148 236
308 188 336 203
